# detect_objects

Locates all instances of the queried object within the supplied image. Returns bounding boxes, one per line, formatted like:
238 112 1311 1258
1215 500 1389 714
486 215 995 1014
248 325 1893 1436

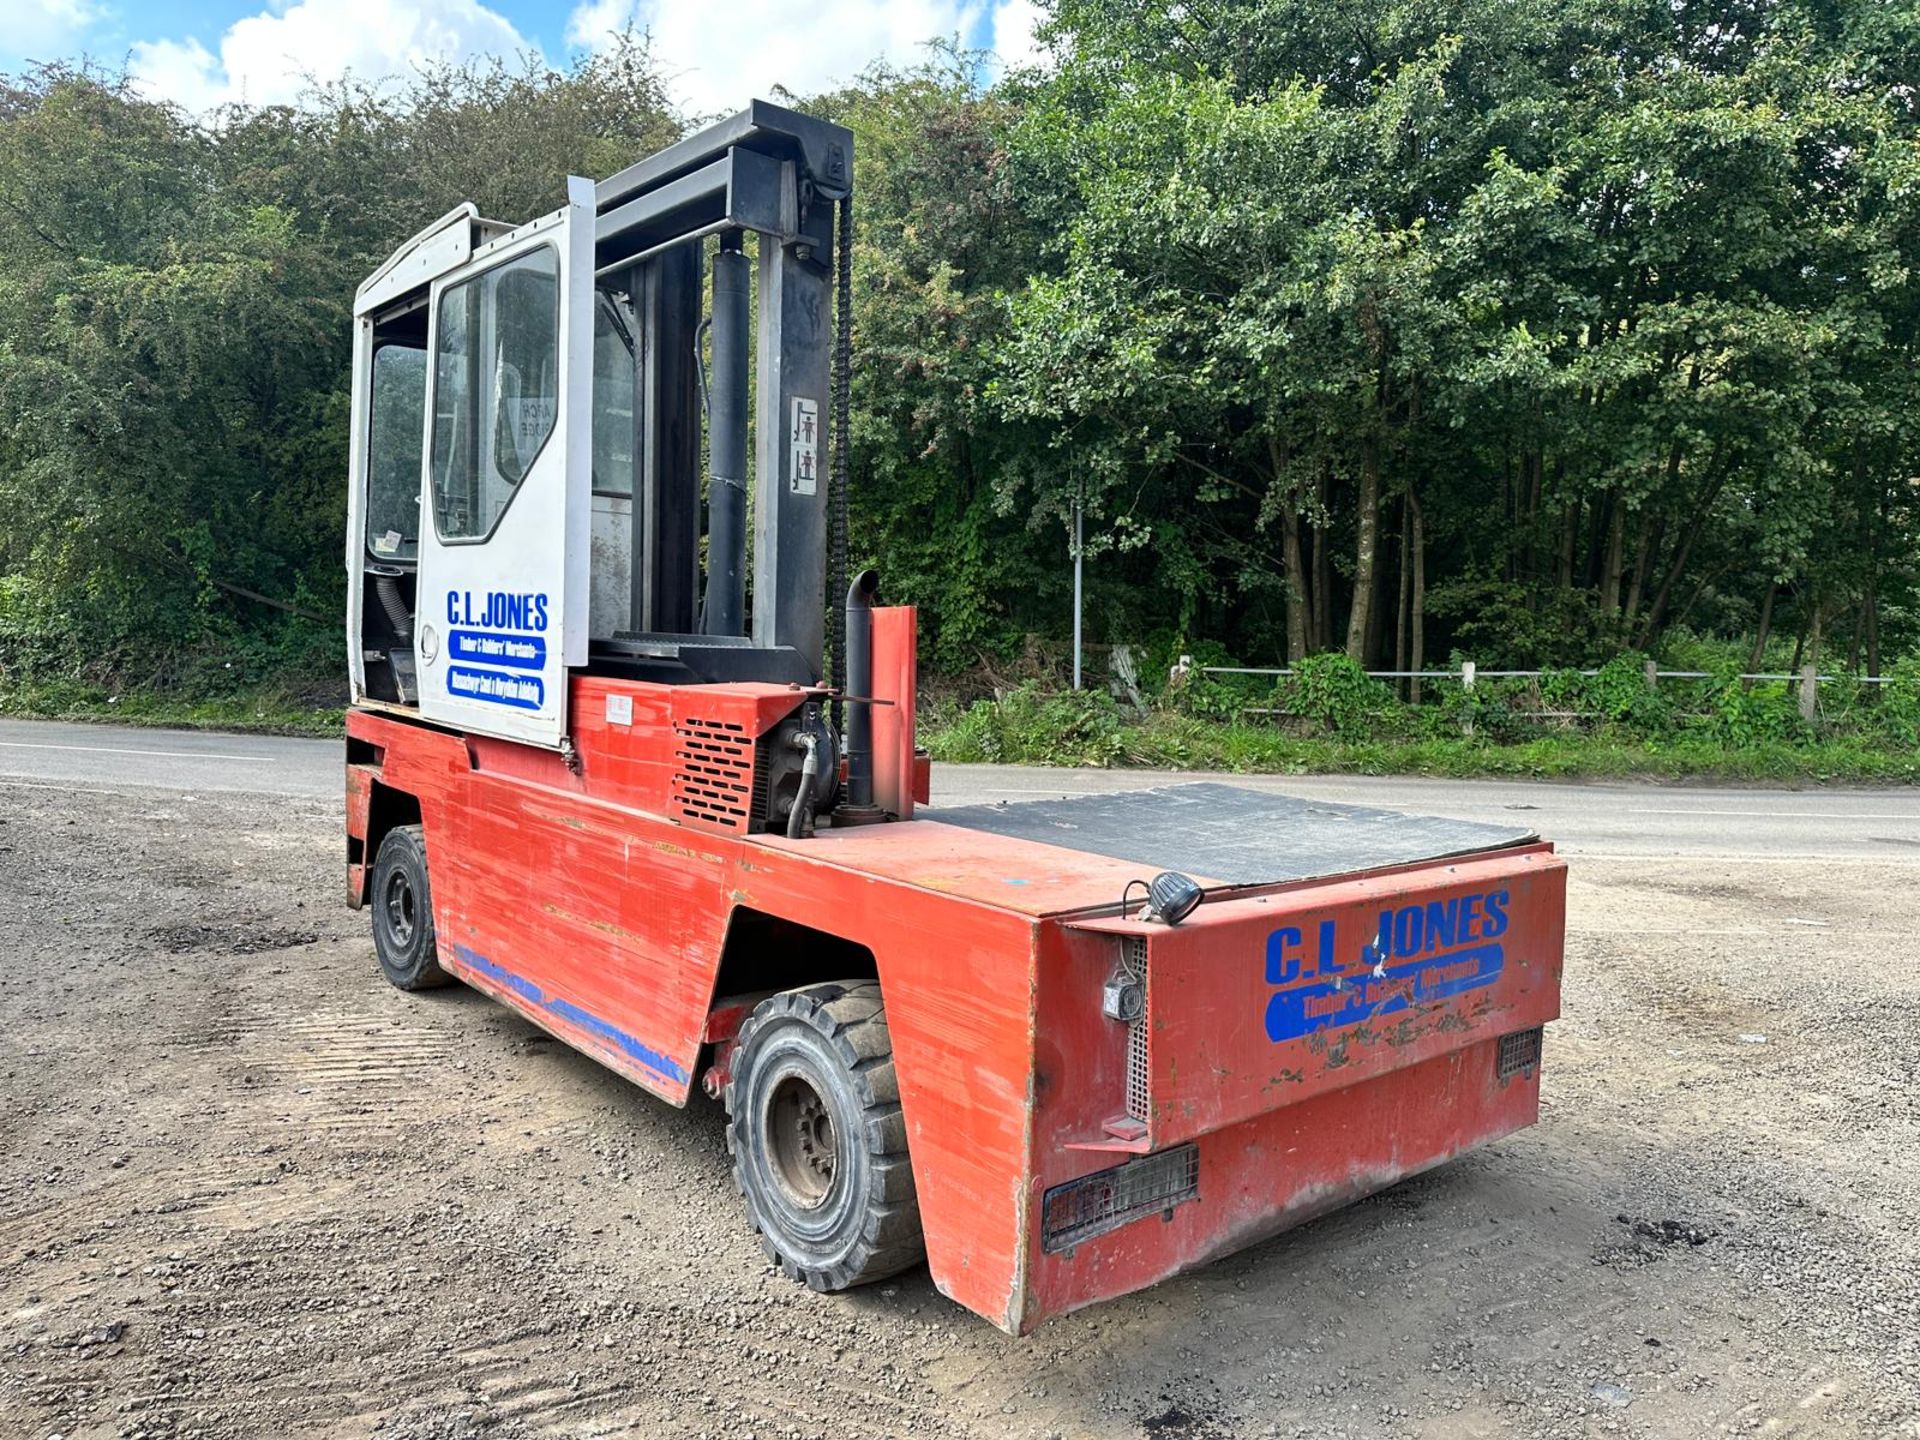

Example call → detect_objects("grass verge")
0 678 345 737
6 680 1913 783
923 705 1920 783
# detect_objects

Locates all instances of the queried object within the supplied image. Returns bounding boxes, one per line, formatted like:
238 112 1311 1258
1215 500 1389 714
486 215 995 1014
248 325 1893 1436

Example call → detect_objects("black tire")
726 981 923 1291
369 824 450 991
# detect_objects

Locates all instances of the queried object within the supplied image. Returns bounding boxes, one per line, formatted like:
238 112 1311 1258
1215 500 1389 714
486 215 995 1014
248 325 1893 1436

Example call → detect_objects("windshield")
367 342 427 560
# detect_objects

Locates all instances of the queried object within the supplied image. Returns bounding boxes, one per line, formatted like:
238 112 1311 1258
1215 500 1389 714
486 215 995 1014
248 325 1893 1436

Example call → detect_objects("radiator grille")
1496 1025 1544 1081
1042 1144 1198 1254
671 718 756 833
1124 936 1150 1123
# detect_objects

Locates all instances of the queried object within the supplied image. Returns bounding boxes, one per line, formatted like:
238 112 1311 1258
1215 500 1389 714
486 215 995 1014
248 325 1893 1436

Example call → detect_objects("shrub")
1278 653 1407 739
1700 673 1806 745
1872 657 1920 745
1584 653 1674 735
928 683 1129 766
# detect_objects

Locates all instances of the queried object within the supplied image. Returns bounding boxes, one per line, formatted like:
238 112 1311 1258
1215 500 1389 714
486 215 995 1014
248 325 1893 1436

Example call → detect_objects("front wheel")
369 824 450 991
726 982 923 1291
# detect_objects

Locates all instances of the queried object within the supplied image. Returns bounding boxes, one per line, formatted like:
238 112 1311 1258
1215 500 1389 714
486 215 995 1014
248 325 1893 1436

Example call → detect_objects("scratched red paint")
344 604 1567 1334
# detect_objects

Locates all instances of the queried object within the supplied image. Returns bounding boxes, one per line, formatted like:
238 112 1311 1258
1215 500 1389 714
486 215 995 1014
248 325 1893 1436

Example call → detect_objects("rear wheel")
726 982 923 1290
369 824 449 991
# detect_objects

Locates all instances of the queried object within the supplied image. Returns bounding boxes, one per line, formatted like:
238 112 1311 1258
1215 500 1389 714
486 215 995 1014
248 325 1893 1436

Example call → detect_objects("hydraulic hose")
786 729 821 839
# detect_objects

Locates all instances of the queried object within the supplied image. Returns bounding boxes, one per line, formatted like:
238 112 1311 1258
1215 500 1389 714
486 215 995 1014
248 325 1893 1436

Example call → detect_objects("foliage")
2 6 1918 714
1276 653 1406 739
930 683 1131 765
922 697 1920 783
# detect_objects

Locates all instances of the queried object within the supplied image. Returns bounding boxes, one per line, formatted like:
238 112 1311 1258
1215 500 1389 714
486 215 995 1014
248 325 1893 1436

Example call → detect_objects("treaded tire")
369 824 450 991
726 981 924 1291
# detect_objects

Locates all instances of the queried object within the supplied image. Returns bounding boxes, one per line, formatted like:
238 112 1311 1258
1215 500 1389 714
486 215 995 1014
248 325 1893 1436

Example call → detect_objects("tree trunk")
1865 581 1881 679
1409 489 1427 705
1636 461 1730 645
1866 478 1885 678
1281 505 1310 662
1270 437 1311 662
1624 507 1661 627
1502 447 1517 582
1345 438 1382 662
1747 582 1775 675
1394 496 1411 696
1584 491 1610 589
1523 443 1543 596
1598 494 1626 620
1313 462 1333 652
1557 479 1577 590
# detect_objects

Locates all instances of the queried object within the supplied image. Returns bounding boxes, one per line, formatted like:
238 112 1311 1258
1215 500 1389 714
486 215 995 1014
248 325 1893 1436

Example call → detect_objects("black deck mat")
928 782 1538 888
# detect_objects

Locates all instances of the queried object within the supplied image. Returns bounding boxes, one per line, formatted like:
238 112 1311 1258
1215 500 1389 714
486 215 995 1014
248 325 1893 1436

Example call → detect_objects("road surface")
3 717 1918 1437
0 715 1911 859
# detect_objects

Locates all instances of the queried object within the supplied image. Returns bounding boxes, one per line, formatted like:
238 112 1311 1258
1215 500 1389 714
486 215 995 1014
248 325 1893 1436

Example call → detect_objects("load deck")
931 781 1538 890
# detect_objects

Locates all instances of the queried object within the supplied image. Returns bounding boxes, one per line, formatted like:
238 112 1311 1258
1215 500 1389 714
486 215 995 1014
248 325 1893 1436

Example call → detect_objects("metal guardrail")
1178 656 1906 729
1196 665 1897 684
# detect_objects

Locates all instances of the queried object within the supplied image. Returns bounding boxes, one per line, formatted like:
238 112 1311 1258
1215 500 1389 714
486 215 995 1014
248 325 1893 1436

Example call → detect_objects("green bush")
1700 673 1806 745
1277 653 1407 739
1584 653 1675 735
930 683 1130 766
1872 658 1920 745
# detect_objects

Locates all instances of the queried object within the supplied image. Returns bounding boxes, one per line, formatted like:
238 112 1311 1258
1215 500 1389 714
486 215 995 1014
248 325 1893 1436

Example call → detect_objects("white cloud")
128 0 537 112
10 0 101 65
564 0 629 51
989 0 1046 71
566 0 985 115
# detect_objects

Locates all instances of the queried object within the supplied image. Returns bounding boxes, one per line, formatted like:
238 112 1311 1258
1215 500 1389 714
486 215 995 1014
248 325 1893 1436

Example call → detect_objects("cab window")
366 342 426 560
430 247 560 540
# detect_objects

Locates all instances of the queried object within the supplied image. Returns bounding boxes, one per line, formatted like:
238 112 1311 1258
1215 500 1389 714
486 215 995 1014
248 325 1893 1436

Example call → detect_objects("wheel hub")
383 868 416 947
767 1072 837 1209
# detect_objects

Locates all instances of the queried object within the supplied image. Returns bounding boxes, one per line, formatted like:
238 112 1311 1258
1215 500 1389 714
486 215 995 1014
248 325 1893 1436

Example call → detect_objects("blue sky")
10 0 1044 115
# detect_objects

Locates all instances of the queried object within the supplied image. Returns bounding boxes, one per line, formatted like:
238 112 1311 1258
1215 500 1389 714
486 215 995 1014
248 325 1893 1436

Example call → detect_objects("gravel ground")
0 780 1916 1440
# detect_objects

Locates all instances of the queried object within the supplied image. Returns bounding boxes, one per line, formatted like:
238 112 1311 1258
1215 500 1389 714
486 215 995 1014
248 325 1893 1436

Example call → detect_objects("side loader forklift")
341 101 1567 1334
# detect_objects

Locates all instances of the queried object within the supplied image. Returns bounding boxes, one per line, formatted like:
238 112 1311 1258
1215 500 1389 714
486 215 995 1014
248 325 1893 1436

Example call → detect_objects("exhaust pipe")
701 231 749 636
842 569 879 813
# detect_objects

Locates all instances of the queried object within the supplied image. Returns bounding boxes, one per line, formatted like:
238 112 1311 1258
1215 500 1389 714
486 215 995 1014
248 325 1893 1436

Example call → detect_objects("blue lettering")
1266 927 1303 984
1264 887 1514 1045
532 594 549 632
1393 906 1424 958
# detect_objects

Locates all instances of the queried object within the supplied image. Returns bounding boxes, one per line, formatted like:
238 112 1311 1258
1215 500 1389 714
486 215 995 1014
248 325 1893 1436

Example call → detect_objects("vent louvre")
1124 936 1150 1123
1042 1143 1198 1254
671 718 755 833
1496 1026 1544 1081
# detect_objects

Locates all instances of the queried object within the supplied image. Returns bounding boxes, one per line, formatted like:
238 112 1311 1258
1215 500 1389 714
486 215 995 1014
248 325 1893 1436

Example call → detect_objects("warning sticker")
790 397 819 496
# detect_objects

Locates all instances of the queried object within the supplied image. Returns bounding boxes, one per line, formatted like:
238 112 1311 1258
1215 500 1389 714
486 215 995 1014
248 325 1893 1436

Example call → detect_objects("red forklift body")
340 101 1565 1335
345 636 1565 1334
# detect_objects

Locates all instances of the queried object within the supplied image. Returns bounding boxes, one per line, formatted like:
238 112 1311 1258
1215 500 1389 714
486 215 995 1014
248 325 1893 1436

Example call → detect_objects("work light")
1145 870 1204 926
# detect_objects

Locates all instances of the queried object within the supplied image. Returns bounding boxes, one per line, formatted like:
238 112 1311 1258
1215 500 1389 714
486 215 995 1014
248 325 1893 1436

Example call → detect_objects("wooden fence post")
1798 664 1818 724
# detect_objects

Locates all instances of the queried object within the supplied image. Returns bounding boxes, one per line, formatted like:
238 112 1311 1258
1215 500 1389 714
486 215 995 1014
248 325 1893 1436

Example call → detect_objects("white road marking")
1634 809 1913 822
0 739 272 763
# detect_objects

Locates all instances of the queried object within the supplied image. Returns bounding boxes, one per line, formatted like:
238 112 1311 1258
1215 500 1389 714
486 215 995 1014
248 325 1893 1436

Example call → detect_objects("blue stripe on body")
450 943 689 1086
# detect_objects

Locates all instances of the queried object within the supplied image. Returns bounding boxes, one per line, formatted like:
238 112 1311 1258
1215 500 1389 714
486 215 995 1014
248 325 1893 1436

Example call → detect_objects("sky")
7 0 1048 116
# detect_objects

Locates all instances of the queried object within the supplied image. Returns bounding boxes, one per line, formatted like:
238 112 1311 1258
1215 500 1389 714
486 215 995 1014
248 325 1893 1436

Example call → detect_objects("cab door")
415 180 595 748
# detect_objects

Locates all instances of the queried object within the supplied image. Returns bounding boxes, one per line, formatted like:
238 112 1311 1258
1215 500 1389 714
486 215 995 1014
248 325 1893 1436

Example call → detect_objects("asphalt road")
0 715 1913 859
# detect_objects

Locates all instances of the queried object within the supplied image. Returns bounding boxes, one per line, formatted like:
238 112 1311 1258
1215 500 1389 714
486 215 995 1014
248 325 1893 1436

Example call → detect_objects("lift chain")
828 191 853 737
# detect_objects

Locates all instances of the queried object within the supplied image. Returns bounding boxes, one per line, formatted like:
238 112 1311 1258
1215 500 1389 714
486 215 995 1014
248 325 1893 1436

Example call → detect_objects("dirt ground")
1 779 1916 1440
